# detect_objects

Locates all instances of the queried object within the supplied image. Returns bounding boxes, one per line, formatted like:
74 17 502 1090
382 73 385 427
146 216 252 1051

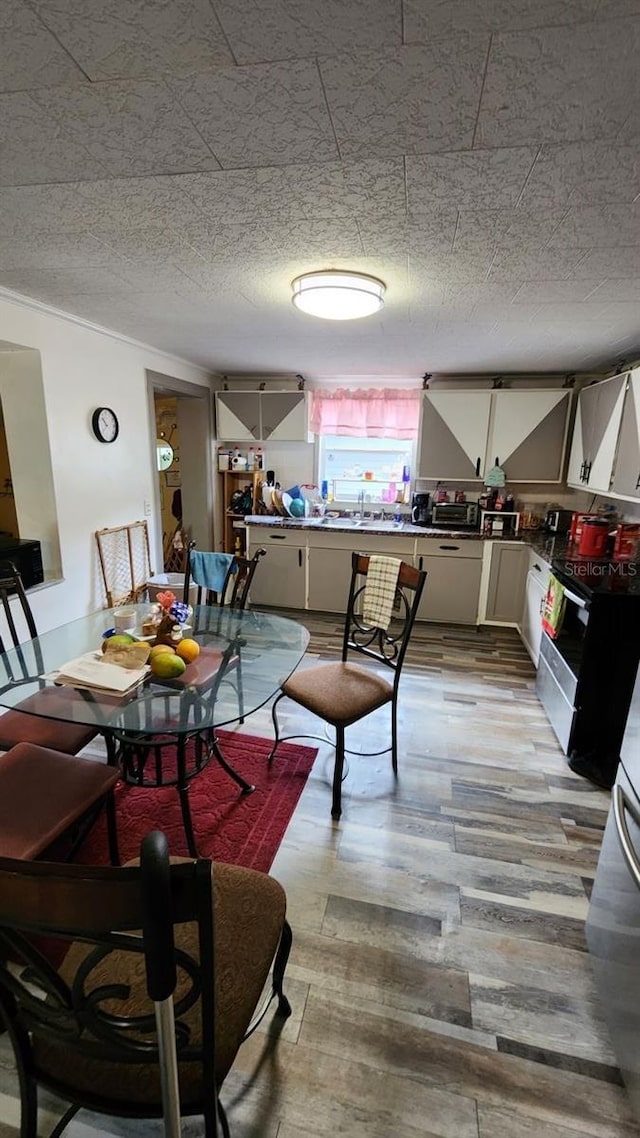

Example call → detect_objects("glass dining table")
0 605 310 855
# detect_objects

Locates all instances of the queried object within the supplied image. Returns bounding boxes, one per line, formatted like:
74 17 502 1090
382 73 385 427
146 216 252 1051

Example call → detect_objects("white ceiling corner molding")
0 287 213 380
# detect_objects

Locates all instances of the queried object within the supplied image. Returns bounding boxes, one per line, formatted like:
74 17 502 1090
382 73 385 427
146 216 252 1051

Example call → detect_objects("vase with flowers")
151 590 191 646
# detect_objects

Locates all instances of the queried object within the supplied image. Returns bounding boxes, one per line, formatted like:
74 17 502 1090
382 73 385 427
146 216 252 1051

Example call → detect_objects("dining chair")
0 829 292 1138
268 552 427 819
184 546 267 723
107 634 254 858
0 562 98 755
0 741 119 864
183 545 267 610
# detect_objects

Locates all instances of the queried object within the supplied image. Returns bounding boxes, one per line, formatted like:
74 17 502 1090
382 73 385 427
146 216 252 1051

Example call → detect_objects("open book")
53 653 150 695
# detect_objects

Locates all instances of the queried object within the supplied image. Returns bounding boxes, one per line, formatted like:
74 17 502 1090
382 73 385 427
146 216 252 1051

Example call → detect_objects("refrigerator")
586 660 640 1119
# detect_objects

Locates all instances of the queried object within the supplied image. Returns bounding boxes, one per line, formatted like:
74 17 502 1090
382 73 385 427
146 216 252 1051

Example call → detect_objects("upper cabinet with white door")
216 391 308 442
418 391 492 480
418 388 571 483
611 372 640 499
567 373 627 493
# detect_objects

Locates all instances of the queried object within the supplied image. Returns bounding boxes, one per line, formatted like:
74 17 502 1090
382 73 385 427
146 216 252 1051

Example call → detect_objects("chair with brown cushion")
268 553 427 819
0 741 119 864
183 545 267 612
183 546 267 722
108 635 255 859
0 829 292 1138
0 562 98 755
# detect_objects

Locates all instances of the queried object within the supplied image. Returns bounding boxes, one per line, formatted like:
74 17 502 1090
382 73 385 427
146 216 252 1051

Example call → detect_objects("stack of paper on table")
54 653 150 695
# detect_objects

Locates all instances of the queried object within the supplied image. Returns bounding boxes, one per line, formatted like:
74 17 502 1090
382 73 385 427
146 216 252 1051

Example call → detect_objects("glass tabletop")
0 606 310 736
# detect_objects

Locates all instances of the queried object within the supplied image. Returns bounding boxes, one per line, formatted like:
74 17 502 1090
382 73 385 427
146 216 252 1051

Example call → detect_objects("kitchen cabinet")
611 372 640 499
246 528 306 609
415 539 483 625
483 542 529 624
490 390 571 482
216 391 308 442
567 373 627 492
418 389 571 483
307 531 415 613
308 547 354 612
519 550 551 667
418 391 491 480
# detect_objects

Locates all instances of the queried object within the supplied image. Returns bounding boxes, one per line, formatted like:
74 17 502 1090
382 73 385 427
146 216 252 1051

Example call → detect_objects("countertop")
244 515 521 541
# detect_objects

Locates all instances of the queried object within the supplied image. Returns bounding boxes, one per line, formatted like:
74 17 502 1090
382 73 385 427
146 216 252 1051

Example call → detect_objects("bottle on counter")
256 447 264 470
247 446 255 471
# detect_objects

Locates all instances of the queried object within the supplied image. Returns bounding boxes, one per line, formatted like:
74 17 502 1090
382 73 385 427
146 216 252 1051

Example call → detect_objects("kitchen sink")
321 517 402 530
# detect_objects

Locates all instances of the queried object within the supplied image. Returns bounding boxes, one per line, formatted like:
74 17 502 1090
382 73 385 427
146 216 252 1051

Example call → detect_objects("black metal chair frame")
183 545 267 610
0 831 293 1138
105 634 253 858
268 552 427 818
184 546 267 726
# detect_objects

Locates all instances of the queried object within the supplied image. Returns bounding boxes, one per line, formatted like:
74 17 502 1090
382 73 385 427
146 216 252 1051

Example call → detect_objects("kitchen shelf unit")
220 469 263 554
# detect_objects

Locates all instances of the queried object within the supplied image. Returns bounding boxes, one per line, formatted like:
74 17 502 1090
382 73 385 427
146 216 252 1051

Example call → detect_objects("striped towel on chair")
362 556 401 630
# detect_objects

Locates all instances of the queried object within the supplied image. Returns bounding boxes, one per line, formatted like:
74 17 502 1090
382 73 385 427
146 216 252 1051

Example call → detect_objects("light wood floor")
0 617 635 1138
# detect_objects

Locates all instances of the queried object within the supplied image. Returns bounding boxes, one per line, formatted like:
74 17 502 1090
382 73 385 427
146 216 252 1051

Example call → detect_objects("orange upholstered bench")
0 743 119 862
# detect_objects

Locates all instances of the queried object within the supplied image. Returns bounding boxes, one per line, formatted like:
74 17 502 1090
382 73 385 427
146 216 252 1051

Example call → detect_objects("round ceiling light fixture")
291 270 386 320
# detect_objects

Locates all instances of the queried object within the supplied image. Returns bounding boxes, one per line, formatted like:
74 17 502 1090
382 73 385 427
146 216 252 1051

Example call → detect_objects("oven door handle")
614 784 640 891
562 586 588 610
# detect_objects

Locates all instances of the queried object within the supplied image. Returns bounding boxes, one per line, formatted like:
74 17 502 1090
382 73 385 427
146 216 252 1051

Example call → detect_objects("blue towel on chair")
189 551 235 594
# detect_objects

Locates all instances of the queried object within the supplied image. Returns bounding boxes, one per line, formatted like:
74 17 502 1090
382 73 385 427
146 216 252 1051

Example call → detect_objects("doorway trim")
146 370 214 572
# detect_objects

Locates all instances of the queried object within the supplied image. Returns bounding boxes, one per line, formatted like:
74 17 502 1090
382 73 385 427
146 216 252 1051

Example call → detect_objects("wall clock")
91 407 119 444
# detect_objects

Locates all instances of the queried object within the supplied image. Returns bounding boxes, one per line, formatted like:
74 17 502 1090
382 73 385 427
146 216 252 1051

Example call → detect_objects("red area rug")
78 730 317 872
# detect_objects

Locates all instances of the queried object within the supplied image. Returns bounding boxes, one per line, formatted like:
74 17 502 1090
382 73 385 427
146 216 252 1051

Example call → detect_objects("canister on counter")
613 523 640 561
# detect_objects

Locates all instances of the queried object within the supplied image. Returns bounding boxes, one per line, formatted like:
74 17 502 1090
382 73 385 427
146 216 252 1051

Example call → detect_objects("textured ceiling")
0 0 639 378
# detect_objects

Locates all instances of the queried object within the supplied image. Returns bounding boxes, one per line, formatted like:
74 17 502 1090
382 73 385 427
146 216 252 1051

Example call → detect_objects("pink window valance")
310 388 420 439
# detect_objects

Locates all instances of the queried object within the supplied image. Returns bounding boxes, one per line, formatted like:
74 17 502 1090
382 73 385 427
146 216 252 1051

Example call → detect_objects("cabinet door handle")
635 472 640 490
533 563 542 571
298 549 302 567
475 457 481 477
419 556 423 571
269 534 286 540
439 544 460 550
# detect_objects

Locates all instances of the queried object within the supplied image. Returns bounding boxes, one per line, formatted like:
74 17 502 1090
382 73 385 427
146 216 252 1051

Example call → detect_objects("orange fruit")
150 653 186 679
176 638 200 663
149 643 175 659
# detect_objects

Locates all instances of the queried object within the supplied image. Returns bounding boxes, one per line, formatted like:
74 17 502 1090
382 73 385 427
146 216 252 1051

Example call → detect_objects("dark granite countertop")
244 515 517 541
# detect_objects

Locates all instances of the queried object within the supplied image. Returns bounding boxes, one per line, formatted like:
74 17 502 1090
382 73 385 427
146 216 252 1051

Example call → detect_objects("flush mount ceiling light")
291 270 386 320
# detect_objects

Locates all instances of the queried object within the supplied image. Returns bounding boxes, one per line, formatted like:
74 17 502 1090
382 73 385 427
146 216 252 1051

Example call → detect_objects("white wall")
0 293 212 633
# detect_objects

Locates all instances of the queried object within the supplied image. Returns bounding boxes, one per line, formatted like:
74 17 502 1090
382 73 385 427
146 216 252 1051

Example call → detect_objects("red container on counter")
613 523 640 561
569 511 600 543
578 518 610 557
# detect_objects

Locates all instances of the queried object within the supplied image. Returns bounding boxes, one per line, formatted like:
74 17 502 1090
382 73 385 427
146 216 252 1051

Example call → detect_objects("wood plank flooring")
0 616 635 1138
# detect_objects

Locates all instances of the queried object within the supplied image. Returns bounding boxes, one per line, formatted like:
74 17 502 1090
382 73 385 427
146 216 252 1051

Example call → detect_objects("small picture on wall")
165 471 181 487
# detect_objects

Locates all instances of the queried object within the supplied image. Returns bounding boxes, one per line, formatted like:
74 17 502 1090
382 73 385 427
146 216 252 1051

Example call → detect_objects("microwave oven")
0 538 44 590
431 502 479 528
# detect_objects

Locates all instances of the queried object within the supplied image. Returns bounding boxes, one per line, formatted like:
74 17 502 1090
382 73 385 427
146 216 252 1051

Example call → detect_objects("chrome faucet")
357 489 365 517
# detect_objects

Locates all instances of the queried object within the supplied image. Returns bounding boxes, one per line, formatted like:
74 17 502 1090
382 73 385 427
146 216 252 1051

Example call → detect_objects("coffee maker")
411 492 431 526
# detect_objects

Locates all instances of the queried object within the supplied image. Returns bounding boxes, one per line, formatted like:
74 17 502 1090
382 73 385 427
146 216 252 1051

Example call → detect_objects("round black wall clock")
91 407 119 443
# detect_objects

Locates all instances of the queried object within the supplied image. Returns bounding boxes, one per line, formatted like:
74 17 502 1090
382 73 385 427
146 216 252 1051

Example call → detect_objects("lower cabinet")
308 547 354 612
415 540 483 624
246 528 306 609
307 532 416 613
519 551 551 667
483 543 529 624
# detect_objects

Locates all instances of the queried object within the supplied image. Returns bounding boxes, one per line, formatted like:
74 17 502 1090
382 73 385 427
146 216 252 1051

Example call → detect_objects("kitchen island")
245 515 529 625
